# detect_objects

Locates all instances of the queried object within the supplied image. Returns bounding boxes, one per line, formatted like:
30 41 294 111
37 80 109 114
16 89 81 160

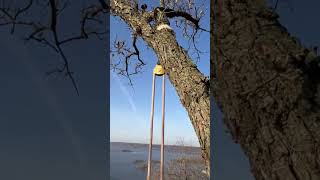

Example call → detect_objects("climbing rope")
147 62 166 180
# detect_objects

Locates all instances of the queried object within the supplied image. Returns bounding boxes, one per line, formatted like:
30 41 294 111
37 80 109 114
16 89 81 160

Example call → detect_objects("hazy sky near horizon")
110 0 210 147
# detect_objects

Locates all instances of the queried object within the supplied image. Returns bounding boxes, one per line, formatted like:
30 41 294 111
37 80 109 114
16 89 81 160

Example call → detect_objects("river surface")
110 142 202 180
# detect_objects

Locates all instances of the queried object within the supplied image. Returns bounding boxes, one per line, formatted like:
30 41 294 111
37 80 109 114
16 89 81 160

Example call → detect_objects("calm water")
110 142 201 180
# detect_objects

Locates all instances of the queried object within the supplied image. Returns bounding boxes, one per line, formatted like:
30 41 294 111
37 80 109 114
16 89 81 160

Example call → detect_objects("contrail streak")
111 73 137 114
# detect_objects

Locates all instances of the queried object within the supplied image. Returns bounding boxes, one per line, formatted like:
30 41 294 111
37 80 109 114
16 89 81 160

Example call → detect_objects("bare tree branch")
110 32 146 86
107 0 209 85
1 0 207 92
0 0 108 95
48 0 79 95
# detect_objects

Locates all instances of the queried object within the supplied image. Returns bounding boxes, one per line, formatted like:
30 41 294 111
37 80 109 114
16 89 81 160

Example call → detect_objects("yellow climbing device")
153 64 165 76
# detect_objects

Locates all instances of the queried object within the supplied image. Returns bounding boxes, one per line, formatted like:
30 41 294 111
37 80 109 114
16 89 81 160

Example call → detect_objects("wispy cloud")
111 73 137 113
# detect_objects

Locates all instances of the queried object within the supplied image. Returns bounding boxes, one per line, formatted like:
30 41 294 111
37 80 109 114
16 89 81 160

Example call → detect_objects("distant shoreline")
110 141 201 154
110 141 200 148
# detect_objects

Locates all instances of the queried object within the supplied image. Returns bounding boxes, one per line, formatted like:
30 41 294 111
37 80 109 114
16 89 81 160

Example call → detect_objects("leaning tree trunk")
111 0 211 175
148 28 211 175
213 0 320 179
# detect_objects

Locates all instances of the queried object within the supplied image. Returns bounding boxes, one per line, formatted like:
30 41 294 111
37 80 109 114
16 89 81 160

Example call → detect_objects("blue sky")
110 0 210 147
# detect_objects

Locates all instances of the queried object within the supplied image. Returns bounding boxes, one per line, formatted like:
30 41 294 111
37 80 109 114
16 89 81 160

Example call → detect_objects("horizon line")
110 141 200 147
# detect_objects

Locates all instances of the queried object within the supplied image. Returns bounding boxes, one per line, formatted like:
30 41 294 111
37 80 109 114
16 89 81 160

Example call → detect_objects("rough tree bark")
213 0 320 179
111 0 211 175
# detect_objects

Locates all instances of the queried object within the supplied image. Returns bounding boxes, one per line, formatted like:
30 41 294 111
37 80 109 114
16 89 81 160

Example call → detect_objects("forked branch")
0 0 108 95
